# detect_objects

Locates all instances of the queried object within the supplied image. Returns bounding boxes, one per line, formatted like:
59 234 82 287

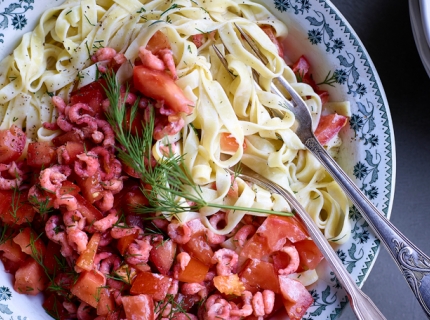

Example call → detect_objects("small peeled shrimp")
63 210 86 230
68 103 95 123
0 162 23 190
54 194 78 211
67 229 88 254
230 291 253 318
205 295 231 320
167 220 191 244
252 292 265 316
139 48 166 72
126 236 152 265
93 209 118 233
211 248 238 276
95 119 115 147
95 190 114 212
233 224 256 247
181 283 207 298
262 290 275 315
91 47 117 62
74 152 99 178
110 224 141 239
176 252 191 271
277 245 300 275
158 48 177 79
40 165 71 193
45 215 74 257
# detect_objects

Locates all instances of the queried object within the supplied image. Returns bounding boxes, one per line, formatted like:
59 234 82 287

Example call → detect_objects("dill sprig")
103 71 293 218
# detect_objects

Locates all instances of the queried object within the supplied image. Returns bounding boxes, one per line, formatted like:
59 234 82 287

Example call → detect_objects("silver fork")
215 24 430 318
226 165 385 320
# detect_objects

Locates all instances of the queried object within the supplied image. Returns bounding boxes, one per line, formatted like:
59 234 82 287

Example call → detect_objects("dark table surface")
328 1 430 319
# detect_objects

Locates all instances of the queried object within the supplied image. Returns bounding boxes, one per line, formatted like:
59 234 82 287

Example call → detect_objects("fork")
214 23 430 318
226 164 385 320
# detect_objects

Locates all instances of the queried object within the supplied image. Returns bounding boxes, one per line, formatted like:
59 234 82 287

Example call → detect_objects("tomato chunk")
181 233 213 266
130 271 172 301
75 193 103 223
0 189 36 225
27 141 56 168
279 276 313 320
122 294 154 320
133 66 193 115
146 30 171 53
13 227 46 257
0 125 26 163
314 113 348 146
14 257 49 295
261 25 284 57
294 239 324 271
97 288 116 316
0 238 27 263
149 238 176 275
220 132 246 153
239 259 279 293
76 232 101 271
177 256 209 283
70 270 106 308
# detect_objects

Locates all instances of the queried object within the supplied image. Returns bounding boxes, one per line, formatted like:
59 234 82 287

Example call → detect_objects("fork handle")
306 137 430 318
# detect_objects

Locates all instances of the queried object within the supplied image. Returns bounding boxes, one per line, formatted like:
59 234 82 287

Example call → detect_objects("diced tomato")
181 233 214 266
279 276 313 320
121 294 154 320
97 288 116 316
75 173 104 203
75 193 104 223
220 132 246 153
130 271 172 301
0 238 27 263
146 30 171 53
213 274 245 296
239 259 279 293
70 270 106 308
52 131 82 147
240 215 308 261
133 66 193 115
14 257 49 295
0 189 36 225
261 25 284 57
259 215 309 248
123 185 149 213
62 141 85 164
294 239 324 272
291 55 310 78
314 113 348 146
0 125 26 163
291 55 331 105
58 181 81 197
177 256 209 283
76 232 101 271
149 238 176 275
27 141 56 168
43 241 62 274
12 227 46 257
70 88 105 115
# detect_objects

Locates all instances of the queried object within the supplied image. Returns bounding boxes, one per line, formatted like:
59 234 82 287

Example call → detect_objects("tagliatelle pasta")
0 0 352 318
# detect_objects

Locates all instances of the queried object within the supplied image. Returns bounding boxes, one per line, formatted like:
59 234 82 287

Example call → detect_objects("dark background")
329 0 430 319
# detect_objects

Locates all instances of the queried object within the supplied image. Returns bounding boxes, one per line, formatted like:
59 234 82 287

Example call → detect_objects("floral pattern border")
0 0 395 319
270 0 394 318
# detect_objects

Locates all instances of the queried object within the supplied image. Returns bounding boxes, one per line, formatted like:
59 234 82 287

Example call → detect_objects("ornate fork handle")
306 137 430 317
233 168 386 320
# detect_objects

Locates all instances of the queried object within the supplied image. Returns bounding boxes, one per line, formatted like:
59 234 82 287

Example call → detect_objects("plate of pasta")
0 0 394 319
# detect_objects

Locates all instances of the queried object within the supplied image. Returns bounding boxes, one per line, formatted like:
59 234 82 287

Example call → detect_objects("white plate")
0 0 395 318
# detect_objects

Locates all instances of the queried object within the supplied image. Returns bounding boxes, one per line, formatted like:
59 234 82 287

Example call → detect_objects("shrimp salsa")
0 26 347 320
